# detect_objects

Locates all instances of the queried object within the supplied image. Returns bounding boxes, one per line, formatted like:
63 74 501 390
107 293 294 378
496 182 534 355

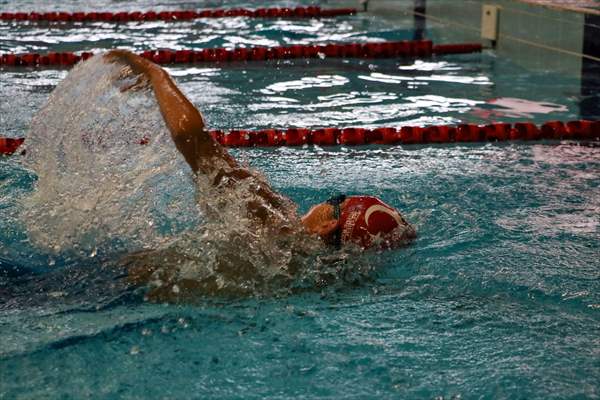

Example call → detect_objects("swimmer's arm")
105 50 293 224
147 67 241 175
104 50 237 174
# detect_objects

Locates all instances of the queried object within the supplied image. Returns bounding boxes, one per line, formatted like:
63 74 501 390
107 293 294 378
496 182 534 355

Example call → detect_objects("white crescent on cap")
364 204 403 228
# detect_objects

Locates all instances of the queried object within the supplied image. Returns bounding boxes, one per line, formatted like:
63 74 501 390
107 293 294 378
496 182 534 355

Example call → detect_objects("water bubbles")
177 318 189 329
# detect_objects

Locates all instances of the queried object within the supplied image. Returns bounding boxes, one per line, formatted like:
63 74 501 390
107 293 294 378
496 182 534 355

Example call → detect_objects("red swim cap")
338 196 408 249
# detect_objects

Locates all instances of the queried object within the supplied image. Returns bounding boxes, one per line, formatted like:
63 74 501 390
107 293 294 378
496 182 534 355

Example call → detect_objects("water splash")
19 54 371 299
121 159 371 300
22 54 197 258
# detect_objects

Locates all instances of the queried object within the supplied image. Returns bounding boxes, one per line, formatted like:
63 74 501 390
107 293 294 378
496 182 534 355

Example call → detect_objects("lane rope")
0 41 482 68
2 121 597 155
0 7 356 22
0 138 24 155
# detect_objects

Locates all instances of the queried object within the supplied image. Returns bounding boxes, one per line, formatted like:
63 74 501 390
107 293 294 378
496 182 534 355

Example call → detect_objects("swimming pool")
1 1 599 398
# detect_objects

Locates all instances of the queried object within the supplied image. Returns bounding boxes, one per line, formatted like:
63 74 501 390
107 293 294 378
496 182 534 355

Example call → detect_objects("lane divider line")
2 121 597 155
0 40 483 68
0 7 356 22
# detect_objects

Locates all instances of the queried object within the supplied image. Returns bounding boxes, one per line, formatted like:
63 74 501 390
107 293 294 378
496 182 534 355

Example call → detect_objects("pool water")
1 1 599 399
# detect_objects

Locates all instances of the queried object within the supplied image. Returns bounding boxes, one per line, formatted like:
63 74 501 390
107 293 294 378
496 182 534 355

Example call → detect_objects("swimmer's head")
301 195 416 249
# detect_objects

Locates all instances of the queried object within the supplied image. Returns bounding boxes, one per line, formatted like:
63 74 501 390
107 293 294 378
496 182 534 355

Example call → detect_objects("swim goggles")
326 194 346 248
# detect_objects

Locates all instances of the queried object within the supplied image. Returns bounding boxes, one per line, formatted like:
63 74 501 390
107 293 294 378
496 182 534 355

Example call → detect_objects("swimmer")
105 50 415 245
104 50 415 298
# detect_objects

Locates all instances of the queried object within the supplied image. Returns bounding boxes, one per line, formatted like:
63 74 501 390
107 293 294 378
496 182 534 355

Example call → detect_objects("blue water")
1 1 599 399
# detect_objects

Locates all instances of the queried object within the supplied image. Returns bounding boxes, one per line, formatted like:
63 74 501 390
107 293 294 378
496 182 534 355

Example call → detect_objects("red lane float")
2 121 597 155
0 138 25 155
0 7 356 23
423 126 454 143
0 40 484 68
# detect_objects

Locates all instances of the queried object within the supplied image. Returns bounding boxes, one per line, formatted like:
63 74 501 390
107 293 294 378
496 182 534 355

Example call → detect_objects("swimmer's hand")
118 72 150 92
104 49 153 75
104 50 162 91
103 49 233 175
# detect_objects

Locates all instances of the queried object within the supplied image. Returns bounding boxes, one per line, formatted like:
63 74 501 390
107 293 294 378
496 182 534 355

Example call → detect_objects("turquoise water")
1 1 599 399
